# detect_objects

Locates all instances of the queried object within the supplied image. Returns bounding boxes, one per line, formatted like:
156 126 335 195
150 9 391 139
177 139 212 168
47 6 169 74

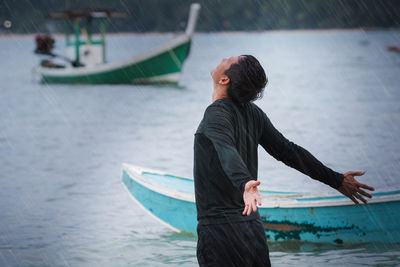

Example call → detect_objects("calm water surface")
0 31 400 266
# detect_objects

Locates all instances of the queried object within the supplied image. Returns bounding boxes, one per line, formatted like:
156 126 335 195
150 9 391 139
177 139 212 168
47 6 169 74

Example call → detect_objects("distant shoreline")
1 28 399 40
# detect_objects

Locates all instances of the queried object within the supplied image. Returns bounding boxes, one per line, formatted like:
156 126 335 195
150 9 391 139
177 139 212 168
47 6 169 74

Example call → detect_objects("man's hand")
243 180 262 216
338 171 375 205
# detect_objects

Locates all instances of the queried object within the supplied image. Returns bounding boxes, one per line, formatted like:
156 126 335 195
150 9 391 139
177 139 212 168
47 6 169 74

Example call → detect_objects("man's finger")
252 200 258 212
245 181 257 191
347 171 365 176
251 201 256 213
358 183 375 191
257 196 262 206
243 204 248 215
357 188 372 198
247 203 252 216
354 192 367 204
349 195 359 205
249 181 261 189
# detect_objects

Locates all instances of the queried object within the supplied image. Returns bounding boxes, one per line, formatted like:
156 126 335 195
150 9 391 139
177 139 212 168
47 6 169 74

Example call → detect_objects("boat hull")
122 164 400 243
122 169 197 234
39 38 191 84
260 201 400 243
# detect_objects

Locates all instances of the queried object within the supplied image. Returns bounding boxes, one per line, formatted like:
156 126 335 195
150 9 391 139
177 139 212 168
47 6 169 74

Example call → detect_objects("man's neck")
212 85 228 102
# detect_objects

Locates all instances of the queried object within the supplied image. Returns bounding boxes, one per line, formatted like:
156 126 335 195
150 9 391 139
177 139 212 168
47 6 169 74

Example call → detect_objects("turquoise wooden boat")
122 163 400 243
35 4 200 84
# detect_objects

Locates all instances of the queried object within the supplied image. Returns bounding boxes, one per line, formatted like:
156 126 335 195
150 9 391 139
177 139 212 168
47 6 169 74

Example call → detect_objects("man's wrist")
240 179 252 193
335 173 345 189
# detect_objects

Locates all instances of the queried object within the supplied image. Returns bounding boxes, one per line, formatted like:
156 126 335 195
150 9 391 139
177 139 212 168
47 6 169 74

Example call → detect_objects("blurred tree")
0 0 399 33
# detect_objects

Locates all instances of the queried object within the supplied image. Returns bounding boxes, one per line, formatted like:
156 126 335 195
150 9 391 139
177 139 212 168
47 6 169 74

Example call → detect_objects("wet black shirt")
193 98 344 225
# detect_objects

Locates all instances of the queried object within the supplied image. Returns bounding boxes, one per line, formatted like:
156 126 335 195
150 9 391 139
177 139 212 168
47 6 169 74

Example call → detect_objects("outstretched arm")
259 114 344 189
259 113 375 203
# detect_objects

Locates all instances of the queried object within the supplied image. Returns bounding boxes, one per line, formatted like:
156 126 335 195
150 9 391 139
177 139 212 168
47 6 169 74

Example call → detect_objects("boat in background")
388 45 400 53
122 163 400 243
34 3 200 84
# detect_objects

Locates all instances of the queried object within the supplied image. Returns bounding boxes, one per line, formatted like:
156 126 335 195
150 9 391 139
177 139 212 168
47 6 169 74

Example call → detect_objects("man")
193 55 375 267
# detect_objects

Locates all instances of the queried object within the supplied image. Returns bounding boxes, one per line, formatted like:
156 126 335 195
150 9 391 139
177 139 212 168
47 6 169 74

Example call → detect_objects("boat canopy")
45 8 130 67
47 8 130 19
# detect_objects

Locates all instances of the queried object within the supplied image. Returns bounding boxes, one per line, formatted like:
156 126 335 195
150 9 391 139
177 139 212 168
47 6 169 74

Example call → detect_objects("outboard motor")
34 35 81 68
34 34 55 55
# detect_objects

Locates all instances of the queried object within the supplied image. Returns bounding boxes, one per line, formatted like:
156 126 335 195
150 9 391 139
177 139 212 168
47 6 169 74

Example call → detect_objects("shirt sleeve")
202 105 253 193
259 112 344 189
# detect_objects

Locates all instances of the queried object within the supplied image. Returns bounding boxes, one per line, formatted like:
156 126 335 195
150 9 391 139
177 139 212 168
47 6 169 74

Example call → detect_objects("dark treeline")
1 0 400 33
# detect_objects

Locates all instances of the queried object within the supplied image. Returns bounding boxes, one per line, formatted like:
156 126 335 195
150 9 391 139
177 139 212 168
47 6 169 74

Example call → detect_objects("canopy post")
87 17 93 42
100 17 106 63
65 20 70 46
74 18 80 64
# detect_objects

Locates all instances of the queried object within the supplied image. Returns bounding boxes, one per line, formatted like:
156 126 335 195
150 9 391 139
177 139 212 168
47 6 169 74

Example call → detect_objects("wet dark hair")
224 55 267 103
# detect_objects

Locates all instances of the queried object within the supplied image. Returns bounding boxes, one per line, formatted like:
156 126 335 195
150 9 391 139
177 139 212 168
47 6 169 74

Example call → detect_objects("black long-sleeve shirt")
193 98 344 225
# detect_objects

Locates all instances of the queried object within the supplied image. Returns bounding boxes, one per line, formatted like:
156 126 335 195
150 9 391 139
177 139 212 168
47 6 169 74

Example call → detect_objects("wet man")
193 55 375 266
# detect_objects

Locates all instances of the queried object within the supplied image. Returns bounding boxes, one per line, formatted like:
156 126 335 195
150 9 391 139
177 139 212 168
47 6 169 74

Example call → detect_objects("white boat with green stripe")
36 4 200 84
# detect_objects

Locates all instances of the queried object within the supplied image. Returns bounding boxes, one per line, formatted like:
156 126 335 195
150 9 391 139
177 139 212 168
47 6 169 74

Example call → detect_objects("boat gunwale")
123 164 195 203
122 163 400 208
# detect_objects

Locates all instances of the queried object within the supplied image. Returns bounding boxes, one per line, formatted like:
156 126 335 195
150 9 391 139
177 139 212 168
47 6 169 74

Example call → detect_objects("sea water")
0 30 400 266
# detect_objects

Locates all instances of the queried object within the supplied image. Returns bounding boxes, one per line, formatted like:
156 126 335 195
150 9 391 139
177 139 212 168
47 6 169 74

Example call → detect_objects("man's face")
211 56 240 84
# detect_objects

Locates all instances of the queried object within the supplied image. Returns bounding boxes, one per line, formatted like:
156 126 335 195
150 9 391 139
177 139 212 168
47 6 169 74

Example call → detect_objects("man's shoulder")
245 101 264 112
206 98 233 109
203 98 233 118
205 99 265 117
